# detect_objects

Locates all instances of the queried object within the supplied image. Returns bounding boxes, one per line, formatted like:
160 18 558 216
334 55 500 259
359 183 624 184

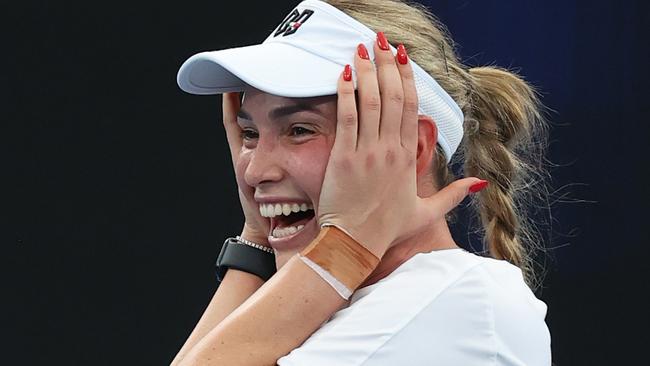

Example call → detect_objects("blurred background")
4 0 648 364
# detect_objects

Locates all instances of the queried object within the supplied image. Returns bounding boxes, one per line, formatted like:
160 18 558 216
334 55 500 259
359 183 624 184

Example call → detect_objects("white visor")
177 0 464 162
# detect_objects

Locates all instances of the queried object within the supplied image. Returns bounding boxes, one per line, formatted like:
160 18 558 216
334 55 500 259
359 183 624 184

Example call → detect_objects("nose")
243 141 284 187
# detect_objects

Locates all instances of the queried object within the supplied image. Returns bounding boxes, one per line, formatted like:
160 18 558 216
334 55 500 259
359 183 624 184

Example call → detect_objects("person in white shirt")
171 0 552 365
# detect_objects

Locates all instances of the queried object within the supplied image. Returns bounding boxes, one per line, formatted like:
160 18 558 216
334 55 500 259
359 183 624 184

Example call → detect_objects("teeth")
282 203 291 216
259 202 314 218
271 224 306 238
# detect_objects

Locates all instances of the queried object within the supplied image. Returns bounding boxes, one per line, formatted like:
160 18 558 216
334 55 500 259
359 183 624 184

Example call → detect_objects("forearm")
177 254 347 366
170 270 265 366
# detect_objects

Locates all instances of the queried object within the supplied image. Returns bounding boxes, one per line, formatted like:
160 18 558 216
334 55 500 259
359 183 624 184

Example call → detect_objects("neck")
359 218 458 289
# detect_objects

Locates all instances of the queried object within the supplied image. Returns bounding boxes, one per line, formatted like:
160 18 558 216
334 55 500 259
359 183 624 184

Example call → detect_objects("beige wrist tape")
299 226 380 299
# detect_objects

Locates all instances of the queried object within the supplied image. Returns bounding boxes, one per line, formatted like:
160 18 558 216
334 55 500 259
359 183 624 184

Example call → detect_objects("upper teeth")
259 202 313 218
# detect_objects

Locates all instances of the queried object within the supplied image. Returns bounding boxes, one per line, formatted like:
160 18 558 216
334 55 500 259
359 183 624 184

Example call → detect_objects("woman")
171 0 551 365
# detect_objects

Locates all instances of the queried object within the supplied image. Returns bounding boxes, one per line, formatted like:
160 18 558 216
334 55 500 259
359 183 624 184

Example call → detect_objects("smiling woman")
171 0 551 365
235 91 338 265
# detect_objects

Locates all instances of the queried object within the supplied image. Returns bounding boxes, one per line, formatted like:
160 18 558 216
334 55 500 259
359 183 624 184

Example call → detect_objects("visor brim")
177 42 345 97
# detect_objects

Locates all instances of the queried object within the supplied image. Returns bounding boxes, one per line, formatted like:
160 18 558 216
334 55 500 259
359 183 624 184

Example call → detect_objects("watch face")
214 237 277 283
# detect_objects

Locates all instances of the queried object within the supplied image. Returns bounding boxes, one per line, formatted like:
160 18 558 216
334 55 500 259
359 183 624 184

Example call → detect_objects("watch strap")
215 237 276 283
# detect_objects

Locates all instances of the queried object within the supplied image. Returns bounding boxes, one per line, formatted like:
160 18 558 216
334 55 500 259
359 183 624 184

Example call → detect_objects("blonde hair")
326 0 550 288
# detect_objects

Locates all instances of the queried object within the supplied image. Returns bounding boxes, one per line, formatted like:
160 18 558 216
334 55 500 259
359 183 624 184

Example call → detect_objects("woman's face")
235 89 338 267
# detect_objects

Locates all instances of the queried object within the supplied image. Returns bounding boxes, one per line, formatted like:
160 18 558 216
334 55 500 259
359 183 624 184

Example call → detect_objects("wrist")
299 226 380 299
240 224 270 247
317 219 390 259
215 236 276 283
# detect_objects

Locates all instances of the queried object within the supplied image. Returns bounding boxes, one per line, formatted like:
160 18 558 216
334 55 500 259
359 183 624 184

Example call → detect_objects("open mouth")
259 202 315 240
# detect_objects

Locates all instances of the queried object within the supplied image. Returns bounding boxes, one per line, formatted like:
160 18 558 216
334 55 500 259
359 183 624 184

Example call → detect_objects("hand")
317 37 484 258
222 92 271 245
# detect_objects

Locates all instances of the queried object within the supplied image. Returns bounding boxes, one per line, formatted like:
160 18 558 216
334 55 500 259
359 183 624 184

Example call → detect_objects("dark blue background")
425 2 649 364
5 0 648 364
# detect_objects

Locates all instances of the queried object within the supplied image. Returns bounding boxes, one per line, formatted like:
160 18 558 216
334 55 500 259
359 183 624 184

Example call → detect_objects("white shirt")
277 248 551 365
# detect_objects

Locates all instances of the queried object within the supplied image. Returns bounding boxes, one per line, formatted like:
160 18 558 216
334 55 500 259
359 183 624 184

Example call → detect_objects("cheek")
234 149 252 185
288 139 332 199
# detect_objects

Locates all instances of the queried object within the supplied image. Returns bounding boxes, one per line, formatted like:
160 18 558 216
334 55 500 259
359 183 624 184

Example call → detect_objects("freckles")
288 140 332 196
290 141 330 172
291 151 327 173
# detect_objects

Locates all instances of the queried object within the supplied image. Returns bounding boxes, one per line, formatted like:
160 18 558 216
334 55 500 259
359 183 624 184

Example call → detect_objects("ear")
416 115 438 176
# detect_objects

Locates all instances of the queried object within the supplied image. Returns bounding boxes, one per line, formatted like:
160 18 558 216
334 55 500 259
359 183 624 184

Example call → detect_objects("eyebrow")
237 103 324 121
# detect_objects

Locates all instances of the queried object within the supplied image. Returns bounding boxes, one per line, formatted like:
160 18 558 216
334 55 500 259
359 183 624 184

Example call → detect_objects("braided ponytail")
462 67 549 286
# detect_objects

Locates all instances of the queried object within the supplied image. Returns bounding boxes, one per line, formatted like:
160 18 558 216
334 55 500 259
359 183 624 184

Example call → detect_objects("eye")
290 126 314 137
241 128 259 140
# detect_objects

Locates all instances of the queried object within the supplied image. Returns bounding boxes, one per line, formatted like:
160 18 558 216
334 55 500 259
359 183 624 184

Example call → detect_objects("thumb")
222 92 241 125
421 177 489 218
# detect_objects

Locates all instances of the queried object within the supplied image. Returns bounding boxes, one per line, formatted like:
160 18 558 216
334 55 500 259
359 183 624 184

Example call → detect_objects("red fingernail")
343 64 352 81
377 32 390 51
397 44 408 65
469 180 489 193
357 43 369 59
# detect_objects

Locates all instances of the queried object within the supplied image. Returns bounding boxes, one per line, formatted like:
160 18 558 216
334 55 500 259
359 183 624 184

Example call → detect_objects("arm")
170 269 264 366
170 225 271 365
178 254 345 366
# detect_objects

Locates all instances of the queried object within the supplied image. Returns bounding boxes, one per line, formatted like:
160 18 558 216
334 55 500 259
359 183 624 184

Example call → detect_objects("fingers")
394 44 419 154
353 34 418 153
222 92 242 166
354 43 381 148
334 65 358 152
334 33 420 157
373 32 404 142
422 178 488 217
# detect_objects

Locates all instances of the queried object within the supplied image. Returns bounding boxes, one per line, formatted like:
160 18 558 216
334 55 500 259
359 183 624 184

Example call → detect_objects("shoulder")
277 249 551 366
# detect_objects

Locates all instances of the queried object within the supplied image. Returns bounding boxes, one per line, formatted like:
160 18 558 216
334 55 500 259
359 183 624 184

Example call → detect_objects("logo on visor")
273 8 314 37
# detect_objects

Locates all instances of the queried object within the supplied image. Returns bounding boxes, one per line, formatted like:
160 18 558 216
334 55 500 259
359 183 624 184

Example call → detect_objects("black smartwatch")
215 237 276 284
